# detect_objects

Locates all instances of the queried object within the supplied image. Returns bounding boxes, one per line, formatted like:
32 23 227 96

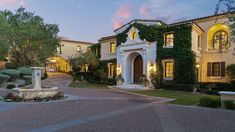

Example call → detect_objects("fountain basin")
13 87 59 99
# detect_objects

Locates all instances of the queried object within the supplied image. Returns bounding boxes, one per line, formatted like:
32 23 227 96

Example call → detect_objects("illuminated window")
76 45 81 52
211 30 229 50
130 30 137 40
110 42 116 54
164 61 174 78
109 64 115 77
207 62 225 77
164 33 174 47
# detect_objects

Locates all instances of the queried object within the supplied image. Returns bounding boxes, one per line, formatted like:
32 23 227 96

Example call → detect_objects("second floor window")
211 30 229 50
164 33 174 47
110 42 116 54
76 45 81 52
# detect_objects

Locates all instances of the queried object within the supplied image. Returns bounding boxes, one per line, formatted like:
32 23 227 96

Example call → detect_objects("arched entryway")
46 56 71 72
125 52 144 84
133 55 143 83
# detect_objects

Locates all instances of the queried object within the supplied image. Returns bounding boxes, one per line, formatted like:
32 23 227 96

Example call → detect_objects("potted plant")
116 74 124 86
139 74 149 86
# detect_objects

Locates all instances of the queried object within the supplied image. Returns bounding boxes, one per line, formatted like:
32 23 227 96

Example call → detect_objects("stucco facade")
99 13 235 87
99 35 117 61
46 39 94 72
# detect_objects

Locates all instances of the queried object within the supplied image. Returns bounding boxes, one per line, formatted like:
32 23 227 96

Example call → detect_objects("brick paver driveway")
0 72 235 132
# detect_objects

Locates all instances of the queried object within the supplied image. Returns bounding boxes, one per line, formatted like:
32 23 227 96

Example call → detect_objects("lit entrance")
46 57 70 72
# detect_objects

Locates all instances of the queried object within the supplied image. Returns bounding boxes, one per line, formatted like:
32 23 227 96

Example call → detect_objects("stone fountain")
13 67 59 99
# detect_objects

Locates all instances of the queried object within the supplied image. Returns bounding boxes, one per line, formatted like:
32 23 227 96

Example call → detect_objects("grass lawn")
133 89 220 106
69 82 109 89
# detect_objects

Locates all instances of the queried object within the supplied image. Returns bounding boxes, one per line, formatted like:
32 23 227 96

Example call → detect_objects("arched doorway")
46 56 70 72
133 55 143 83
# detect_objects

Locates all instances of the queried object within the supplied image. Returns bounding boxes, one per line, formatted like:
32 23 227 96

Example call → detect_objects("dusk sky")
0 0 221 42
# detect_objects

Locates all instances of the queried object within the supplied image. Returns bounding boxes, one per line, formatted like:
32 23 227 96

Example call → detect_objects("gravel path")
0 72 234 132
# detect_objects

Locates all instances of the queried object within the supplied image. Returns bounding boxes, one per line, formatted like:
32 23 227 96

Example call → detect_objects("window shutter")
221 62 226 77
207 62 212 77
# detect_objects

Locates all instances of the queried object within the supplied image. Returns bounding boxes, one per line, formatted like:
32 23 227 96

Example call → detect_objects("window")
109 42 116 54
76 45 81 52
198 35 201 49
207 62 225 77
164 33 174 47
211 30 229 50
164 61 174 78
109 64 115 78
130 30 137 40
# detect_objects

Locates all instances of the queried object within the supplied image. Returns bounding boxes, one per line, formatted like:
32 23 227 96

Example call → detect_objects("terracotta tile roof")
61 39 95 45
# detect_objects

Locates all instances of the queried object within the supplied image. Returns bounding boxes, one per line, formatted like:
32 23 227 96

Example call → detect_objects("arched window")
130 29 137 40
212 30 229 50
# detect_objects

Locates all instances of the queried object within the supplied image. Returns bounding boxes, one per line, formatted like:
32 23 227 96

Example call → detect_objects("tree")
0 7 60 66
68 50 99 73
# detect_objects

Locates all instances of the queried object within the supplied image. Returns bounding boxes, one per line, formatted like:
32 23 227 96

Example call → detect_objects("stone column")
31 67 43 89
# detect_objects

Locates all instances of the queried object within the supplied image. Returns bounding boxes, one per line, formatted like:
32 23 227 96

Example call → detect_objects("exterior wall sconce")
196 64 200 68
150 62 154 71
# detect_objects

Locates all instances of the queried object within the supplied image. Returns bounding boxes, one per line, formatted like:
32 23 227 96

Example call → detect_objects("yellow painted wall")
195 17 235 82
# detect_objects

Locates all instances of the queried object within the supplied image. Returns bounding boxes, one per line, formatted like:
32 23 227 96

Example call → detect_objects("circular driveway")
0 72 234 132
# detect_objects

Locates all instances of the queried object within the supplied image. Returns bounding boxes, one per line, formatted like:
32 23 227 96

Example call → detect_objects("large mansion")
99 12 235 86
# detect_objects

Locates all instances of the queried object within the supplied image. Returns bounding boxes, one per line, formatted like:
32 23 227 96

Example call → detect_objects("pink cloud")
139 5 151 17
112 4 132 29
0 0 26 7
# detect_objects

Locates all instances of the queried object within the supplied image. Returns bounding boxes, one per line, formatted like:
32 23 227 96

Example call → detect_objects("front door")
134 55 143 83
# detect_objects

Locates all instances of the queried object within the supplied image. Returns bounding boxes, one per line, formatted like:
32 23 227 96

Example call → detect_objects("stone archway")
125 52 143 84
46 56 70 72
133 55 143 83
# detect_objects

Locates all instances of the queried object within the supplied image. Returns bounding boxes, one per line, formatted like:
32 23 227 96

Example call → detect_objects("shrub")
5 63 20 69
33 96 44 102
162 83 194 92
41 70 48 80
17 67 32 76
150 71 161 89
223 100 235 110
93 69 107 81
0 74 10 84
6 84 16 89
198 82 235 92
231 80 235 88
205 90 220 95
4 92 23 102
1 69 20 81
199 97 221 108
227 64 235 79
139 74 149 86
23 76 32 85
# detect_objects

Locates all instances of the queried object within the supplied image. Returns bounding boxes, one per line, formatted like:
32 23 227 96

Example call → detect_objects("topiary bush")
6 84 16 89
199 97 221 108
0 74 10 84
1 69 20 81
223 100 235 110
5 63 20 69
227 64 235 79
162 83 194 92
17 67 32 76
23 76 32 85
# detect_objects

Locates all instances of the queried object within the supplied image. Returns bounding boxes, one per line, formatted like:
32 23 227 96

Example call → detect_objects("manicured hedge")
17 67 32 76
199 97 221 108
223 100 235 110
5 63 20 69
1 69 20 80
198 82 235 92
0 74 10 84
162 83 194 92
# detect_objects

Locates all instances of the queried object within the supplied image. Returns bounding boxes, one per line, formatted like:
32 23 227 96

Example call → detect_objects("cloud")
139 0 193 23
112 3 132 29
139 4 151 17
0 0 26 7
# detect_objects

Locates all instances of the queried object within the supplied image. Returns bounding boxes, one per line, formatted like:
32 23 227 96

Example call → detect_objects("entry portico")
116 26 157 88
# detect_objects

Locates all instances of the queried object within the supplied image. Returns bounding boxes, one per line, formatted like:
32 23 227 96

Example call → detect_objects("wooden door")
134 55 143 83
